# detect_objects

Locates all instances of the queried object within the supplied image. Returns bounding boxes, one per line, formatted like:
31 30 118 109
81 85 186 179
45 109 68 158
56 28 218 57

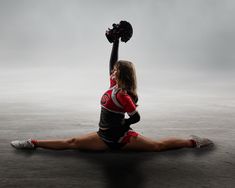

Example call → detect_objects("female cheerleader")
11 21 213 151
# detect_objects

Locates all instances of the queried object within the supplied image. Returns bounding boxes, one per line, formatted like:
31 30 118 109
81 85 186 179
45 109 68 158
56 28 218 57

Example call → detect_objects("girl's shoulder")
116 89 134 103
117 88 138 105
117 88 128 96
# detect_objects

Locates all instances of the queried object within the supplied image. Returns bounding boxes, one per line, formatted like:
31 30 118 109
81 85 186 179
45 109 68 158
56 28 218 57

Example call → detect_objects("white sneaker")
190 135 214 148
10 139 36 149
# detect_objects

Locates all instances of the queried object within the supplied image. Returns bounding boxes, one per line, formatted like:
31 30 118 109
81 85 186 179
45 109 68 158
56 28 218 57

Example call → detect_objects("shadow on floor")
12 146 216 188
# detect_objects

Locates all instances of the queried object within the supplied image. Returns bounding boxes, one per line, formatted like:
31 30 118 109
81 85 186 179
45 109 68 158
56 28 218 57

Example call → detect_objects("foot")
190 135 214 148
10 139 36 149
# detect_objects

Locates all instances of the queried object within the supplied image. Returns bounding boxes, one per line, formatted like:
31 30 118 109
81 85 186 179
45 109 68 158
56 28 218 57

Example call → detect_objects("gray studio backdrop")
0 0 234 127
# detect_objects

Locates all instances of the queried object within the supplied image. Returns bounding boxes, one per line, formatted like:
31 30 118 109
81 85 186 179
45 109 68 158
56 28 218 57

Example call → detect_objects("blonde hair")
115 60 138 103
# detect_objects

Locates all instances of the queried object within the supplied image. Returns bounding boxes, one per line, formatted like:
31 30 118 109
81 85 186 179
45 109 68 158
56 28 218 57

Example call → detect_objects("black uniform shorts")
97 127 138 150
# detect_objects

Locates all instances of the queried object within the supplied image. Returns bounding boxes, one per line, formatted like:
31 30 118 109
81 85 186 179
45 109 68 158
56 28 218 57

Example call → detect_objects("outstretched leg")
11 132 109 151
121 134 193 152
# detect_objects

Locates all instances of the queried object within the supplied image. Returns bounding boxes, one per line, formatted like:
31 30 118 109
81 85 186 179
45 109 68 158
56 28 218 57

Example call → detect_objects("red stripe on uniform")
120 131 138 144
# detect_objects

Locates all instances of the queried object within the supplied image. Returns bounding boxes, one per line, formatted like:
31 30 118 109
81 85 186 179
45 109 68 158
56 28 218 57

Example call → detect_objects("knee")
154 142 165 152
66 138 80 148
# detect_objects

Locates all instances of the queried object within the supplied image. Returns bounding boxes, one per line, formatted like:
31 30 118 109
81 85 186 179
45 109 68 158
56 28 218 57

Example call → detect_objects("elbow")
136 113 140 123
133 111 140 124
125 111 140 126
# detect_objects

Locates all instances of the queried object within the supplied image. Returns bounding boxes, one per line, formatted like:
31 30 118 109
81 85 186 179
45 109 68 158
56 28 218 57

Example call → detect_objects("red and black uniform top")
99 75 138 129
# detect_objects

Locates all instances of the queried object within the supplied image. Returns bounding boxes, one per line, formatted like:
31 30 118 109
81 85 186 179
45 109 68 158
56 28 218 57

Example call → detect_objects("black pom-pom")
105 20 133 43
119 21 133 43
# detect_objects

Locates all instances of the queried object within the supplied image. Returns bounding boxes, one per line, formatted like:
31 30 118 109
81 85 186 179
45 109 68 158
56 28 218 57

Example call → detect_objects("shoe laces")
21 139 34 148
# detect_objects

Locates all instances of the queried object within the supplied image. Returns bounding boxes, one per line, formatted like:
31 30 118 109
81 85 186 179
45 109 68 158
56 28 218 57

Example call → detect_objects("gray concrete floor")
0 69 234 188
0 101 234 188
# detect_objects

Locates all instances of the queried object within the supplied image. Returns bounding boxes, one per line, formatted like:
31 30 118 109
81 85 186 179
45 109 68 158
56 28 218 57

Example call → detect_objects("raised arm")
109 38 119 75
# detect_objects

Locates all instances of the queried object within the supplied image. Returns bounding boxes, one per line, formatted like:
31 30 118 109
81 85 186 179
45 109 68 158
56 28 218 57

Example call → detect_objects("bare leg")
35 132 109 151
156 137 193 151
122 134 193 152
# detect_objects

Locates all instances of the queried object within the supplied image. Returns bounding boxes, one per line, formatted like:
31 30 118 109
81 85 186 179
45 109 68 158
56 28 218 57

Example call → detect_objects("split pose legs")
11 132 212 151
